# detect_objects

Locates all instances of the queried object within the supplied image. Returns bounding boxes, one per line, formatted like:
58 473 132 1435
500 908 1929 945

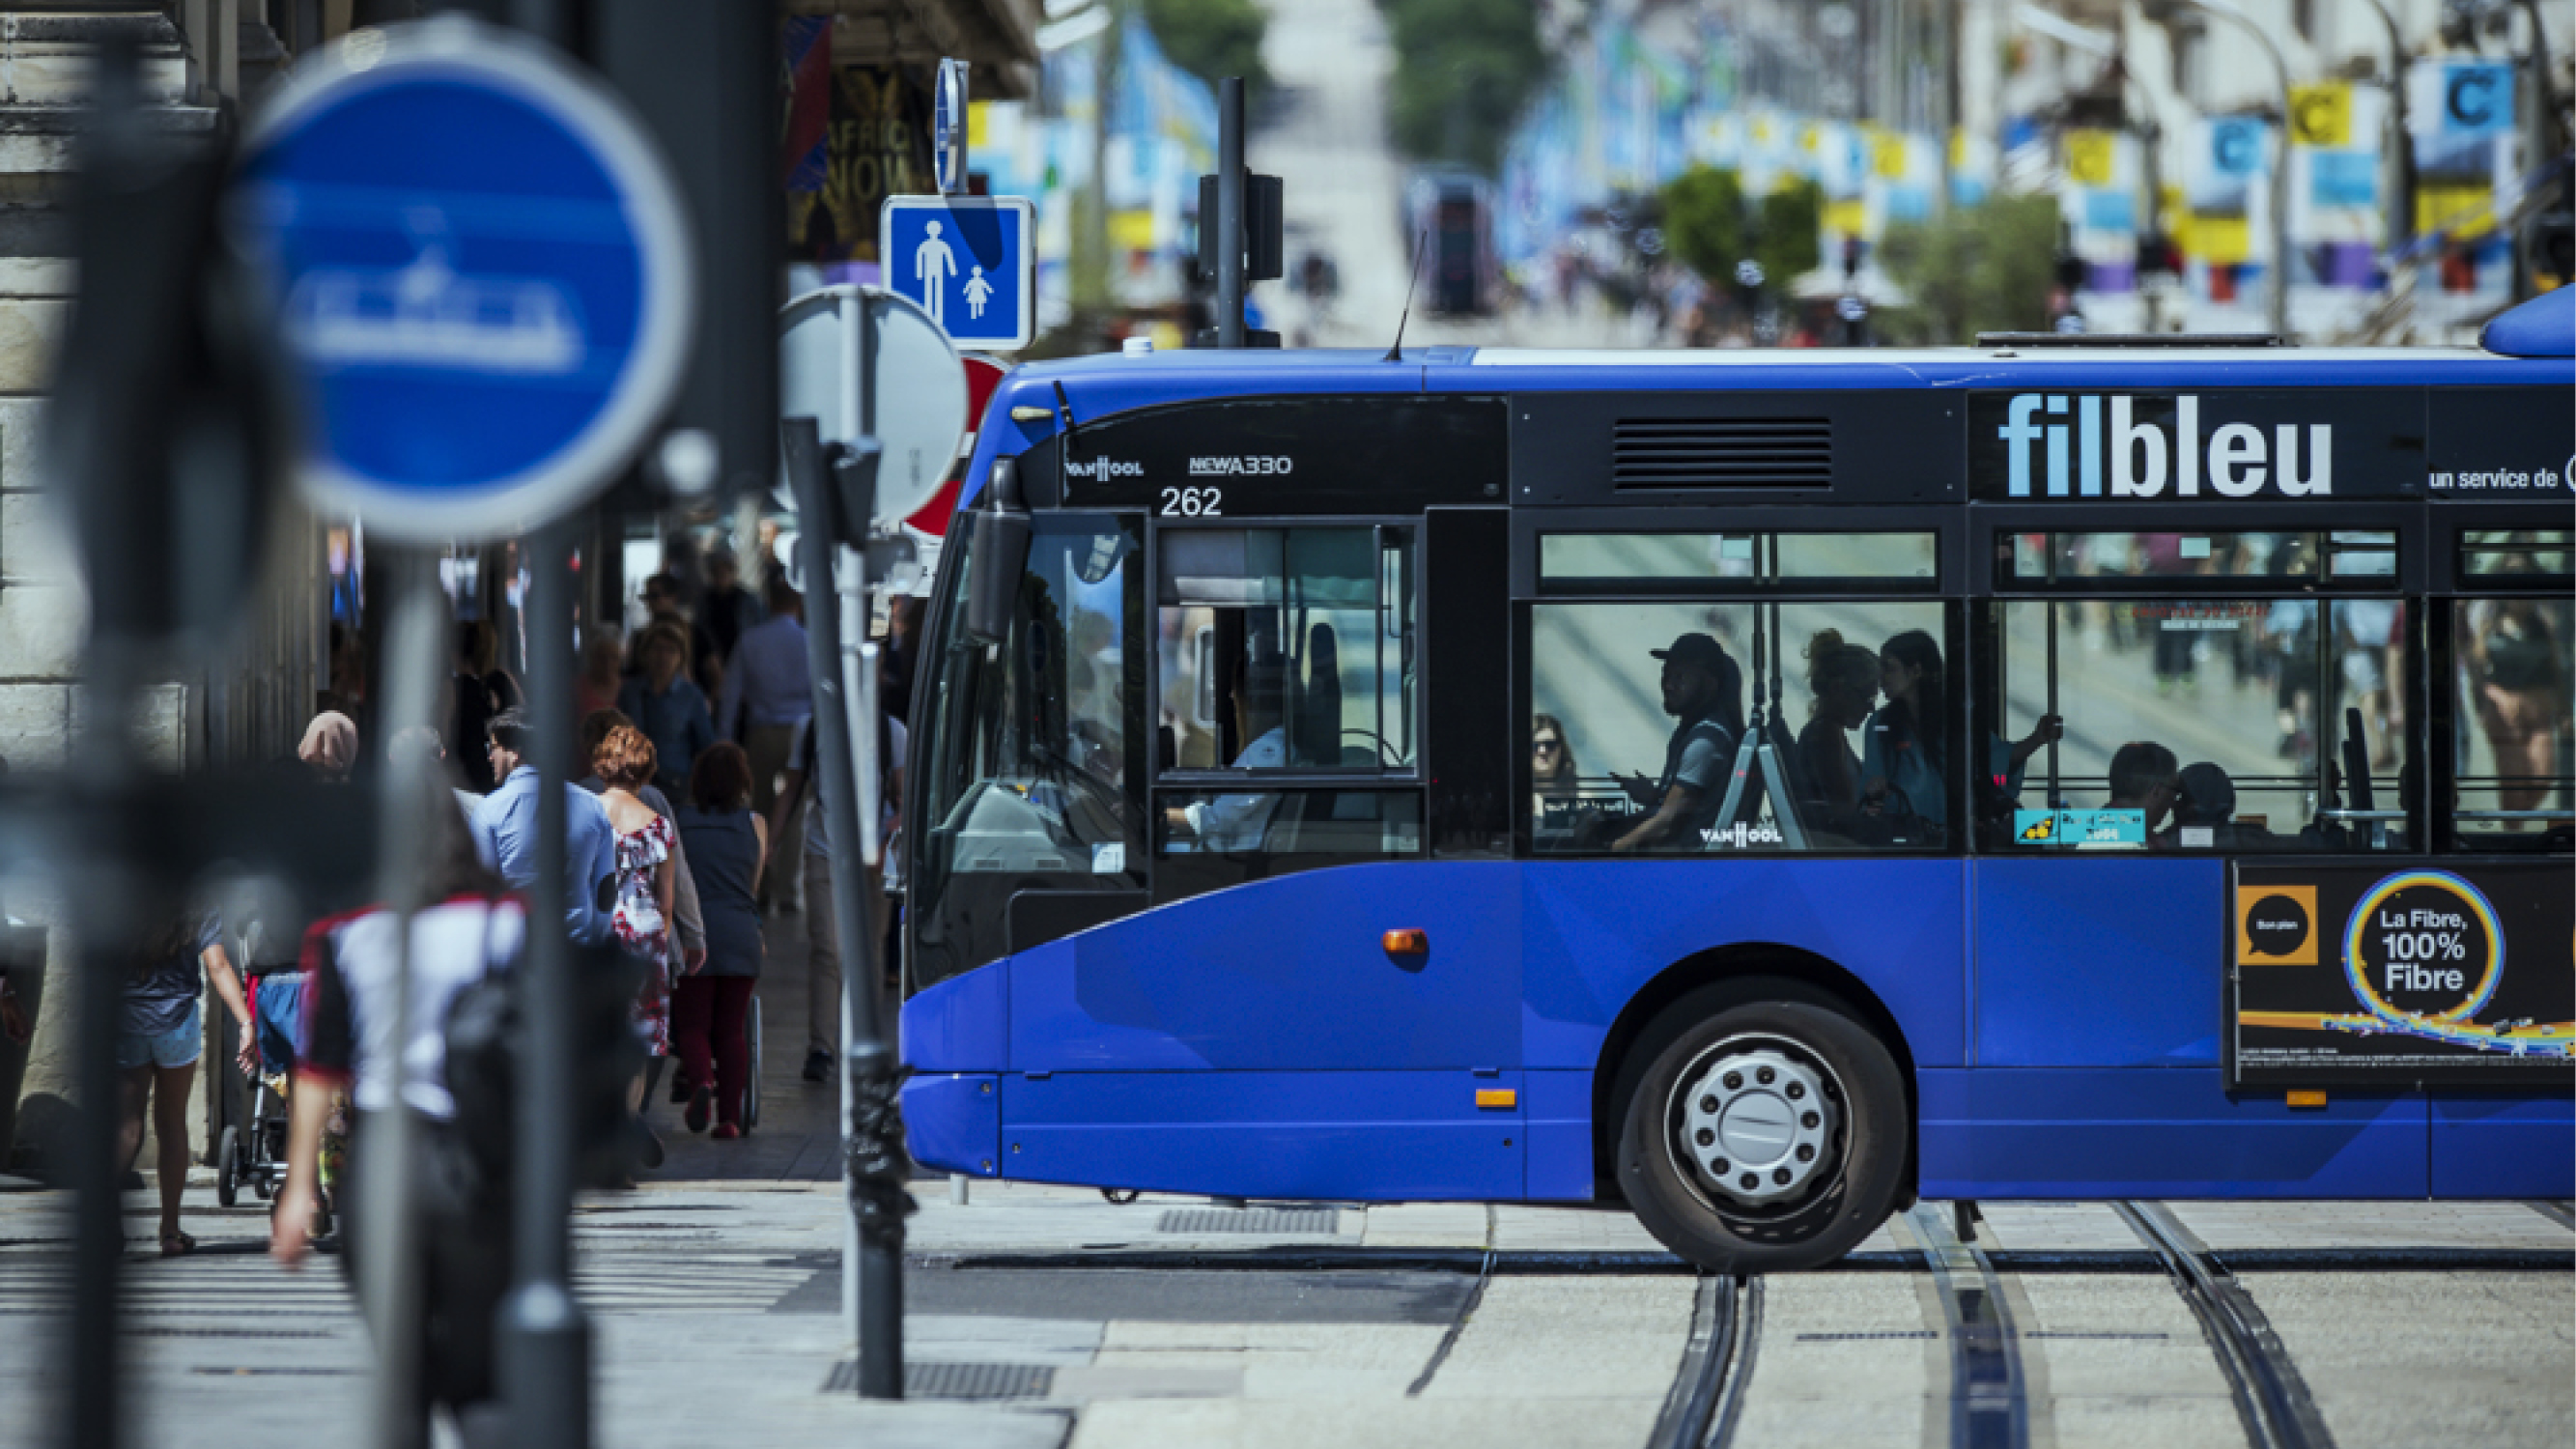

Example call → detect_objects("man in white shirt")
1164 650 1289 853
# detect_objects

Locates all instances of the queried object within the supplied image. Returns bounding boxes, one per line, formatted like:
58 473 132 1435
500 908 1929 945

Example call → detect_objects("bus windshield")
914 515 1142 986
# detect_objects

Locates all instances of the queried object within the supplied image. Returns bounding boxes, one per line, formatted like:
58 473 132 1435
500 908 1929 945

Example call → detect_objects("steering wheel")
1341 727 1402 769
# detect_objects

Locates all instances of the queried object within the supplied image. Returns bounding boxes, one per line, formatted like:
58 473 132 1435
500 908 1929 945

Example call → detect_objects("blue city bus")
897 289 2576 1271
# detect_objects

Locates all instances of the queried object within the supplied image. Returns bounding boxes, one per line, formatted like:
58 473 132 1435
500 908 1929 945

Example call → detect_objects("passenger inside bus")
1797 631 1878 830
1531 712 1582 823
1610 633 1742 853
2160 761 2259 848
2105 741 2181 838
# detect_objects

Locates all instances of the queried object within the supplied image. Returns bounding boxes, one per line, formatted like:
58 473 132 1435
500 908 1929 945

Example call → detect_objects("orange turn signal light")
1383 928 1429 955
2286 1090 2328 1109
1476 1089 1517 1110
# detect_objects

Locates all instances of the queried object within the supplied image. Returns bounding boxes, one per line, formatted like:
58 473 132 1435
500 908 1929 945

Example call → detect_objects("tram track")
1646 1272 1761 1449
2115 1200 2336 1449
1903 1203 2033 1449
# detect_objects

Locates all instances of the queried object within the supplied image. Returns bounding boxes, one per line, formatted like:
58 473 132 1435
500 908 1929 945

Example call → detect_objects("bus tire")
1617 996 1906 1273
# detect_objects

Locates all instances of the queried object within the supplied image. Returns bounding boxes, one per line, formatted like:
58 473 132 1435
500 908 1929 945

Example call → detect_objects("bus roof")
959 292 2573 513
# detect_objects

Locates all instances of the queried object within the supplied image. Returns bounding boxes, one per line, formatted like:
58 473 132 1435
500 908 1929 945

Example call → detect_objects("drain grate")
822 1360 1055 1400
1155 1208 1339 1236
1797 1331 1938 1341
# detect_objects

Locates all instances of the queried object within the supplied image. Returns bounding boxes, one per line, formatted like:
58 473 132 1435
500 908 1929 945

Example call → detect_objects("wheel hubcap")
1678 1046 1838 1206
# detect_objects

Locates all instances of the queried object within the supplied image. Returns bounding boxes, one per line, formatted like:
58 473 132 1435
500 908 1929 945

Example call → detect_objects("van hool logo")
1995 393 2334 498
1065 455 1143 482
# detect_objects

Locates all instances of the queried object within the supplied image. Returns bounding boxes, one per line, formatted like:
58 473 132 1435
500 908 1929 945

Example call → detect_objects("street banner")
2288 83 2352 150
2231 864 2575 1086
780 39 933 266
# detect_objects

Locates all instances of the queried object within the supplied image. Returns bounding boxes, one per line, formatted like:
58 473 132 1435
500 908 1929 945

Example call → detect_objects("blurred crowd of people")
84 540 925 1445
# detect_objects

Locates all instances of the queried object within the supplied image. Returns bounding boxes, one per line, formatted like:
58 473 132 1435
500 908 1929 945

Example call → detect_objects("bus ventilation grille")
1611 417 1832 489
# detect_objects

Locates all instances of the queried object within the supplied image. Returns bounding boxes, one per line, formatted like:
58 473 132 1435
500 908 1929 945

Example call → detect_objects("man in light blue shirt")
471 708 618 946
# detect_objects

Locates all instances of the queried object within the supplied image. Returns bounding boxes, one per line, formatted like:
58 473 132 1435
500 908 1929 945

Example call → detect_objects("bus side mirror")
964 455 1032 645
964 508 1029 645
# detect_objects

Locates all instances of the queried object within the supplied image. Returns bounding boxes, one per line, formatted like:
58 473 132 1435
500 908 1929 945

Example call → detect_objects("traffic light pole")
1215 76 1246 349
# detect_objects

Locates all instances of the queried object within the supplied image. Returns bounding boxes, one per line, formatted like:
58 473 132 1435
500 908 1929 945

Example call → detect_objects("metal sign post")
933 57 969 197
778 285 964 1400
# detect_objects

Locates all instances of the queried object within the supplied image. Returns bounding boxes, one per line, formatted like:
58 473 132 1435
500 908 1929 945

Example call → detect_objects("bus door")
998 516 1526 1200
1967 520 2436 1198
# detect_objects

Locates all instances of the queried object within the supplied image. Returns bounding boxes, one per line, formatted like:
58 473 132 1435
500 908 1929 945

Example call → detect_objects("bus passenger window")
1529 600 1949 854
1988 592 2409 852
2451 592 2571 852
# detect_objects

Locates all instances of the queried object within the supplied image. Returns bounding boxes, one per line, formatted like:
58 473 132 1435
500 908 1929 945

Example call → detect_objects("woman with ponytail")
1861 629 2061 835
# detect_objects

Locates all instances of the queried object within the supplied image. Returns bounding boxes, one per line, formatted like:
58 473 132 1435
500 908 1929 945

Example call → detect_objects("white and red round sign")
905 353 1007 537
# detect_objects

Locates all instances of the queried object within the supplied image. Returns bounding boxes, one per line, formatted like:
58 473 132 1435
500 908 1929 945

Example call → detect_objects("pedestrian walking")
699 549 764 666
617 621 716 799
297 710 359 783
771 696 905 1084
269 792 525 1448
119 908 256 1256
469 708 617 948
717 576 811 913
593 724 676 1167
673 742 766 1137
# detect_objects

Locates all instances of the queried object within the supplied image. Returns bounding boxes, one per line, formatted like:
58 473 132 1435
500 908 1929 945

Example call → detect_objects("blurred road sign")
235 16 694 542
880 195 1035 351
933 59 968 195
905 354 1007 538
778 285 965 526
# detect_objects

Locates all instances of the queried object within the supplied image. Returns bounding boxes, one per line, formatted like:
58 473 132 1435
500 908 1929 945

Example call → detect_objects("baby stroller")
215 962 331 1235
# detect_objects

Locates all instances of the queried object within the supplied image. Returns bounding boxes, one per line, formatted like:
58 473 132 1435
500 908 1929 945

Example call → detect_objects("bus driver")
1164 645 1290 852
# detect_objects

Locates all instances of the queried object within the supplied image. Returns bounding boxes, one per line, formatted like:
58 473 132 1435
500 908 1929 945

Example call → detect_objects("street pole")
1216 76 1246 348
2353 0 2416 253
2176 0 2296 337
358 552 445 1449
498 520 592 1449
784 417 908 1399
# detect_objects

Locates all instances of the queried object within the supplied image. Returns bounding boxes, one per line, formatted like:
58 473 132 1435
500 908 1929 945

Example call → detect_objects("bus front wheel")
1617 997 1907 1273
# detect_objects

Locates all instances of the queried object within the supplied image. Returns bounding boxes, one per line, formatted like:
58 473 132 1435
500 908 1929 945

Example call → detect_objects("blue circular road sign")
235 16 694 542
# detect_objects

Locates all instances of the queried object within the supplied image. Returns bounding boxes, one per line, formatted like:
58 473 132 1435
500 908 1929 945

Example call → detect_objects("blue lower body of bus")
899 860 2574 1202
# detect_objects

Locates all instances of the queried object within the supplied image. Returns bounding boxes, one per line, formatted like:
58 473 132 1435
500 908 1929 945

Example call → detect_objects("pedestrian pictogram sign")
881 195 1035 351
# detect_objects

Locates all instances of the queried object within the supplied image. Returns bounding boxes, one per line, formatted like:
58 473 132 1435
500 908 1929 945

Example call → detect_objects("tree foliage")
1875 194 2060 344
1656 167 1823 297
1658 165 1746 284
1381 0 1547 175
1753 180 1823 292
1144 0 1271 101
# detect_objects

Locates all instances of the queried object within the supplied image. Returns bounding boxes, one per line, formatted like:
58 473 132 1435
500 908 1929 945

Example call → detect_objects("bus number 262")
1160 486 1224 517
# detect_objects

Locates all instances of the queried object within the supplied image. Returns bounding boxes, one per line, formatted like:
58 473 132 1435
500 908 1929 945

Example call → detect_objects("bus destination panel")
2230 862 2574 1087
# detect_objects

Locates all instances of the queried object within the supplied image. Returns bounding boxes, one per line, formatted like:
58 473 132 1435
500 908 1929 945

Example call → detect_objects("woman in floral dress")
594 724 677 1162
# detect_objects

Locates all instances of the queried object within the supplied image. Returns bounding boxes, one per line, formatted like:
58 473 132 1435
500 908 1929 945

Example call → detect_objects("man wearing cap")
1613 633 1745 852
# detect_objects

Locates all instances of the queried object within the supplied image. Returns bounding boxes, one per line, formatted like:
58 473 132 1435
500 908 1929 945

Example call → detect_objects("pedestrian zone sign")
880 195 1035 352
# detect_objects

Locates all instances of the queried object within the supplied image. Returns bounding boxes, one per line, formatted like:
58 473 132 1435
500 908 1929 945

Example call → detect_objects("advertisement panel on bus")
2230 863 2575 1085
